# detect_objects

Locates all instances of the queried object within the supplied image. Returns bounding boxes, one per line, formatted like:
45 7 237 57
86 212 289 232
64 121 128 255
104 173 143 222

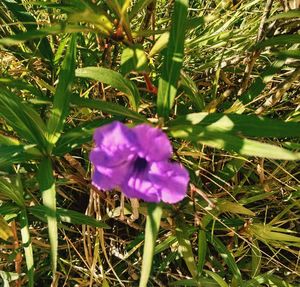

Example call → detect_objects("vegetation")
0 0 299 286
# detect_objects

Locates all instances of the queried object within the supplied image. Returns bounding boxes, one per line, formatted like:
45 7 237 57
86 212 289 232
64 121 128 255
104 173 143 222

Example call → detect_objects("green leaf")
204 270 229 287
139 203 163 287
0 216 13 241
19 208 34 287
157 0 188 118
70 96 145 121
169 278 219 286
53 118 112 155
273 49 300 60
0 87 48 151
0 144 42 167
217 200 255 216
211 158 246 190
0 133 19 146
53 36 70 65
254 35 300 50
226 59 285 113
170 112 300 138
66 3 113 36
57 208 110 229
29 206 110 229
2 0 53 62
249 223 300 243
0 271 20 287
121 45 149 75
242 272 295 287
129 0 154 19
47 34 77 148
149 32 169 57
0 204 20 216
170 127 300 160
169 113 300 160
176 221 197 278
207 233 243 285
179 72 204 111
37 158 57 275
0 24 91 46
0 177 25 207
154 235 177 255
267 10 300 22
251 240 261 278
149 16 207 57
197 229 207 275
0 78 44 98
75 67 140 111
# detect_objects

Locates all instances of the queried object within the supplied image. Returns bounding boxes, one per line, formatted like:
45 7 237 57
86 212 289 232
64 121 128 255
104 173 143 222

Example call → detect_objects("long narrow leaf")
47 34 77 148
157 0 188 118
0 144 41 167
0 24 91 46
207 234 243 285
197 229 207 275
75 67 140 111
2 0 53 62
19 208 34 287
176 222 197 277
0 87 48 151
38 158 57 275
139 203 163 287
70 95 145 121
169 124 300 160
53 118 112 156
170 112 300 138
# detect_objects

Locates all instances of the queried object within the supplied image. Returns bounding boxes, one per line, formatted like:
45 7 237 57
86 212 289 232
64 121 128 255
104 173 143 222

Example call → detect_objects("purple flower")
90 121 189 203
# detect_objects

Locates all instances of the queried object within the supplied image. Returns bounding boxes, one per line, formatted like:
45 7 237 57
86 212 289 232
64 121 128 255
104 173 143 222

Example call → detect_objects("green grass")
0 0 299 286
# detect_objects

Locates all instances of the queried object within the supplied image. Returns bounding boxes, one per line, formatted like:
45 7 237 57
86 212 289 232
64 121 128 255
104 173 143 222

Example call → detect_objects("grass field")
0 0 299 286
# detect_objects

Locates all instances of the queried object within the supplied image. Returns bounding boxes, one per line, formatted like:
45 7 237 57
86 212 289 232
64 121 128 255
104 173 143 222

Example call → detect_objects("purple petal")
121 166 161 202
90 121 137 191
121 161 189 203
92 169 119 190
149 162 189 204
93 121 136 152
90 146 133 190
132 124 172 161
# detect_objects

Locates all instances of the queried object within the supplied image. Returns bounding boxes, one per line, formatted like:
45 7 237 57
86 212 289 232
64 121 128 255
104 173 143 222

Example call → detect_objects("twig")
238 0 274 96
255 67 300 115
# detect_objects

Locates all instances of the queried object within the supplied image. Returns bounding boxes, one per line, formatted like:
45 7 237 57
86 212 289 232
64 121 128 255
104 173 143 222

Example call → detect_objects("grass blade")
38 158 57 275
70 95 145 121
139 203 163 287
53 119 112 155
76 67 140 111
204 270 229 287
176 222 197 278
207 234 243 285
197 229 207 275
0 177 25 207
0 87 48 151
19 208 34 287
169 127 300 160
170 112 300 138
47 34 77 148
251 240 262 278
157 0 188 118
2 0 53 62
254 34 300 49
0 144 41 167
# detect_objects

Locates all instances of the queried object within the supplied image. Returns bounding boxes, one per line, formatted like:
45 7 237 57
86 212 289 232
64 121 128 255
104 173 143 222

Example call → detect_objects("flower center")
133 157 148 172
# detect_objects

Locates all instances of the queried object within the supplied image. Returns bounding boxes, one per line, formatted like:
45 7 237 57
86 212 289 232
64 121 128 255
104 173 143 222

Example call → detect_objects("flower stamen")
133 157 148 173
